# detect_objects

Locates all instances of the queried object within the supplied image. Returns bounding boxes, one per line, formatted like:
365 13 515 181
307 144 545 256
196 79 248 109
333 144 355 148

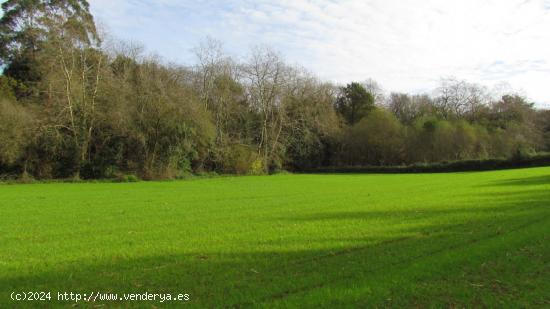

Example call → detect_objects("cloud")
89 0 550 107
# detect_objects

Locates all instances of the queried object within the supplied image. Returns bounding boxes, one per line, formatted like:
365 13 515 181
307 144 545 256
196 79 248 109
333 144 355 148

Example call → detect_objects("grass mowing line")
232 213 549 307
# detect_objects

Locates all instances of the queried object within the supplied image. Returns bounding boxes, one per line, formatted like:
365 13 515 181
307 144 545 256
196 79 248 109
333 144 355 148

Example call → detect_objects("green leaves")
336 82 375 125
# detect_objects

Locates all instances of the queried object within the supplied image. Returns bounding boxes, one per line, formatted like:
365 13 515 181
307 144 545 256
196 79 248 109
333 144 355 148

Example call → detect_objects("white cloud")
89 0 550 107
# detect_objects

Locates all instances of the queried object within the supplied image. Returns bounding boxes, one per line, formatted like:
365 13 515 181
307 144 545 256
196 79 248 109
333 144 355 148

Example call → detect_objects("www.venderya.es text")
10 291 190 303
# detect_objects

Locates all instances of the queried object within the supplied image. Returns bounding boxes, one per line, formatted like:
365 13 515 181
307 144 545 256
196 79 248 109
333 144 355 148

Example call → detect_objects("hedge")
301 154 550 174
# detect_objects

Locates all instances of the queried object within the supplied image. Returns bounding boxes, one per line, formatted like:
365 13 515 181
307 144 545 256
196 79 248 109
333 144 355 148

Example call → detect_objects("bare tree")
242 46 289 170
39 6 104 178
434 77 489 120
193 37 233 108
192 38 244 146
362 78 385 105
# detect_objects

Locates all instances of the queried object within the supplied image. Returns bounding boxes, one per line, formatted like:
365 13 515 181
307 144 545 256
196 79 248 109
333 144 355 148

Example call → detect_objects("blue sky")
3 0 550 106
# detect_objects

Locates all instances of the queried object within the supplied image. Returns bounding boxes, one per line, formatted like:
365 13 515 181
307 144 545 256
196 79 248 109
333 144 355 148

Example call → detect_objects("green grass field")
1 168 549 307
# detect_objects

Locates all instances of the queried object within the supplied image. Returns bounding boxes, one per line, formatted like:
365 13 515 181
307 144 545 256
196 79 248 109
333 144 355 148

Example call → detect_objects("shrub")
0 100 33 167
115 174 140 182
250 158 265 175
304 153 550 174
218 144 258 175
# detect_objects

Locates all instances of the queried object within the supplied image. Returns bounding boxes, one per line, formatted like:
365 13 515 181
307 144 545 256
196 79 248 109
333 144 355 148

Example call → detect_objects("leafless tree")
242 46 289 170
362 78 385 105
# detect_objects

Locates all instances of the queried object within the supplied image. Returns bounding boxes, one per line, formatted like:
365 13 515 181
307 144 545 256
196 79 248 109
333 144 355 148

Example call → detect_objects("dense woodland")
1 0 549 180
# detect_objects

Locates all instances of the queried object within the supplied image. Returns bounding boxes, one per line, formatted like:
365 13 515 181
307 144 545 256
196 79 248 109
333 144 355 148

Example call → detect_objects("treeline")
1 0 549 180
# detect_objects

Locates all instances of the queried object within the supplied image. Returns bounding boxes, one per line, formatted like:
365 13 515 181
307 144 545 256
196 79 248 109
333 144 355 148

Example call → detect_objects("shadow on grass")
277 204 528 223
275 186 548 223
486 175 550 187
2 189 549 308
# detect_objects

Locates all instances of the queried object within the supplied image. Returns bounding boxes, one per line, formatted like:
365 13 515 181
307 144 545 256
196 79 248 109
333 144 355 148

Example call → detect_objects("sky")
3 0 550 107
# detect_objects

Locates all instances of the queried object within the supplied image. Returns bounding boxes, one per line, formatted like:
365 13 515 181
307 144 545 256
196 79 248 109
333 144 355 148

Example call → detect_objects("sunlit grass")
1 167 549 307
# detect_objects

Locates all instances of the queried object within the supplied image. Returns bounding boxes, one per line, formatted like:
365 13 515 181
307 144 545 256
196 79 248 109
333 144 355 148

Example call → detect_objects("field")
1 168 549 307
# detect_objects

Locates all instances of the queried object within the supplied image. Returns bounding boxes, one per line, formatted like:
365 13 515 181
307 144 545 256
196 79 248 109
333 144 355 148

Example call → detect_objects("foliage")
305 153 550 173
335 82 375 125
114 173 140 182
339 108 404 165
216 144 259 175
0 99 33 167
0 75 18 101
0 4 549 179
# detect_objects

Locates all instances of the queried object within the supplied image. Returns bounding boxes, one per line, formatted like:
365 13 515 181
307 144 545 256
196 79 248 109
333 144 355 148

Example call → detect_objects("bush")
218 144 258 175
115 174 140 182
195 170 218 177
18 171 35 183
0 100 33 167
250 158 265 175
303 153 550 174
271 170 292 175
340 109 405 165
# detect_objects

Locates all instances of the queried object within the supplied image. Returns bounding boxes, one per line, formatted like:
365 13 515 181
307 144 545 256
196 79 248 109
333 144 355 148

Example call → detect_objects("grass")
0 167 549 307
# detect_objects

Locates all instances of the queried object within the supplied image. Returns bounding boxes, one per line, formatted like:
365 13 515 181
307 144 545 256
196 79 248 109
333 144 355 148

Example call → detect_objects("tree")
0 75 18 101
0 1 548 179
362 78 385 105
0 0 98 99
451 120 478 160
388 92 414 124
340 109 404 165
433 78 491 121
488 94 541 156
388 93 432 125
0 99 34 169
191 39 249 148
40 12 102 177
335 82 375 125
535 109 550 152
203 73 254 173
108 56 215 178
0 0 102 178
283 79 340 169
242 46 288 172
1 0 45 98
192 37 228 108
491 94 535 127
